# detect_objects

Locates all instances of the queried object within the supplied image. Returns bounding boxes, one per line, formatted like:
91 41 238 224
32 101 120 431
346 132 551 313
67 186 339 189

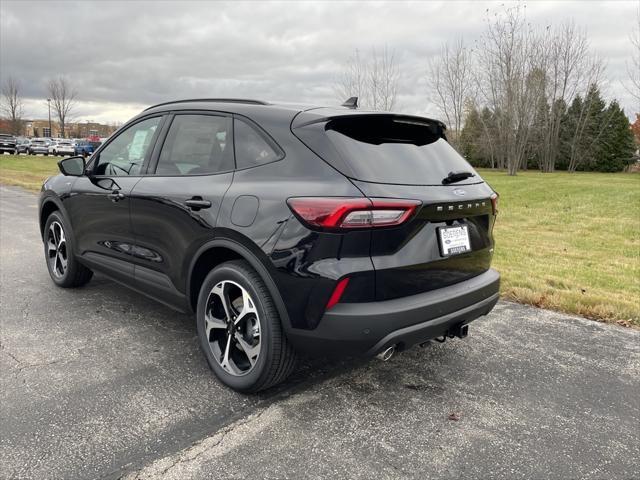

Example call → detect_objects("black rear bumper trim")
364 292 499 356
286 268 500 356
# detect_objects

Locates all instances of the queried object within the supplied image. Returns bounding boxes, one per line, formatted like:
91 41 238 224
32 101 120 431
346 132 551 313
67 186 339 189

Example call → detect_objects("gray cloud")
1 0 637 123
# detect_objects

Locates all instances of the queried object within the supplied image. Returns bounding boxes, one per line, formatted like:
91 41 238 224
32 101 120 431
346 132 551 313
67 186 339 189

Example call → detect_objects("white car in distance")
49 140 76 156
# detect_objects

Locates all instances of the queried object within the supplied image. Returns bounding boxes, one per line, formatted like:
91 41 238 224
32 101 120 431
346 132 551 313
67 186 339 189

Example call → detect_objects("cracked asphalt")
1 184 639 480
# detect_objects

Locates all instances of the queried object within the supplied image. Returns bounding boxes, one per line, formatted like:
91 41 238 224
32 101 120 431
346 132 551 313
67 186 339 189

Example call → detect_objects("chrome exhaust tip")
376 345 396 362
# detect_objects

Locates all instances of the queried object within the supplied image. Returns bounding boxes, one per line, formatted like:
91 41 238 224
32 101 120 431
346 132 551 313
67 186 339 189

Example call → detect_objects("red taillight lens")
326 277 350 310
287 197 421 230
490 193 499 215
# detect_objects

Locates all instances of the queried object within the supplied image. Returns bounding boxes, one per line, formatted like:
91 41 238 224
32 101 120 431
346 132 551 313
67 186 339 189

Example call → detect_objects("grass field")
1 154 639 326
0 154 59 191
480 169 639 326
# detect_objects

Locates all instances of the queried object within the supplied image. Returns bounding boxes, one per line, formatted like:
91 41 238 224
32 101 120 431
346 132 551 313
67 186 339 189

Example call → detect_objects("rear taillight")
287 197 421 230
490 193 499 215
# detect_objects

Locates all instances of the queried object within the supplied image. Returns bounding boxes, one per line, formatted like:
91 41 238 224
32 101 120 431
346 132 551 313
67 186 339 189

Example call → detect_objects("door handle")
185 197 211 210
108 190 125 202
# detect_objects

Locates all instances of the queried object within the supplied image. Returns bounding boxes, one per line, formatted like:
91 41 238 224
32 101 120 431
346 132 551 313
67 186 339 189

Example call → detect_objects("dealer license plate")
438 225 471 256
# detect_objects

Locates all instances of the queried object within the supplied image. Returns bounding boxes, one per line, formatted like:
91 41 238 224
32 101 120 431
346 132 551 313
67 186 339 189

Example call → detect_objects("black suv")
0 133 17 154
39 99 500 392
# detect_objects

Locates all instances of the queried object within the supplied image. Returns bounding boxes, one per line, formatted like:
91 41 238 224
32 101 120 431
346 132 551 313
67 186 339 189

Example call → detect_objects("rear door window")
155 114 233 175
293 115 478 186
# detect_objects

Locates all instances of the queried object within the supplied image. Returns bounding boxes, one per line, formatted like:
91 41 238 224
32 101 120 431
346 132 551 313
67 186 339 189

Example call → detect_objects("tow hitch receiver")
451 323 469 339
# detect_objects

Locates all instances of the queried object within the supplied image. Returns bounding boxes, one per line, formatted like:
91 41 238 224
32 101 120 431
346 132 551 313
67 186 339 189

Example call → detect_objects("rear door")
129 112 234 309
292 113 497 300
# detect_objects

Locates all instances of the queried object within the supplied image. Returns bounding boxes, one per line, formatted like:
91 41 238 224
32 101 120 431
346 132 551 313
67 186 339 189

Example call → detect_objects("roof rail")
143 98 269 111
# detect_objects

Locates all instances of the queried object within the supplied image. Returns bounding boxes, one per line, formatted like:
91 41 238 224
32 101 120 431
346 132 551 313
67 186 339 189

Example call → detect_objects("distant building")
13 120 118 139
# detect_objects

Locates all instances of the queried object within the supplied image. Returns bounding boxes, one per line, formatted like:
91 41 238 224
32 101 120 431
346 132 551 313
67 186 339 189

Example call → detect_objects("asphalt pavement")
1 185 638 480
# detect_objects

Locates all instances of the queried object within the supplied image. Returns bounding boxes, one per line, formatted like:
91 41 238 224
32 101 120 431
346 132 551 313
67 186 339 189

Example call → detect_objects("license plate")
438 225 471 256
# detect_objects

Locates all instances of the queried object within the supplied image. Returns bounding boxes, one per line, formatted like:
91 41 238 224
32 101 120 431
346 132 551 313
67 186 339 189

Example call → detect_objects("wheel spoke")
211 282 233 323
204 314 226 338
234 289 257 325
59 253 68 271
58 227 65 247
47 238 57 255
50 226 56 245
49 253 57 272
234 332 260 366
220 333 241 375
220 333 231 366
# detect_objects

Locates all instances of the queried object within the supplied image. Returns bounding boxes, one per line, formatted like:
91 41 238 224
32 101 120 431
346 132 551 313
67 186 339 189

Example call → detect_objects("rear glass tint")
294 115 478 185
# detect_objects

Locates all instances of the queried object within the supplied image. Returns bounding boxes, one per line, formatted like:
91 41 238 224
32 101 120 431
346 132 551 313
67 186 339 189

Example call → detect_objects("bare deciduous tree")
427 38 473 148
538 22 593 172
625 8 640 106
47 76 77 138
334 46 399 111
475 5 546 175
1 76 24 135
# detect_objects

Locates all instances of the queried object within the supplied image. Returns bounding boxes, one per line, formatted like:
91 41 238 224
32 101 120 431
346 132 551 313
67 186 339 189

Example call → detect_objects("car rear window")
293 115 479 186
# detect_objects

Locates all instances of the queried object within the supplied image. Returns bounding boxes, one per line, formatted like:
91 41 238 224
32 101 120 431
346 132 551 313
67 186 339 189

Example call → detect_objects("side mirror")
58 156 86 176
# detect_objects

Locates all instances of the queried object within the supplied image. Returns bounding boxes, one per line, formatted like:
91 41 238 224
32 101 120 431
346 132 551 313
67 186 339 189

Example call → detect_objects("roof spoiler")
341 97 358 109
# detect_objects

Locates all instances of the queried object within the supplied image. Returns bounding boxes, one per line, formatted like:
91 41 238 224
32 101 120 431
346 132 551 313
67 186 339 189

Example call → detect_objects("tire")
196 260 296 393
43 211 93 288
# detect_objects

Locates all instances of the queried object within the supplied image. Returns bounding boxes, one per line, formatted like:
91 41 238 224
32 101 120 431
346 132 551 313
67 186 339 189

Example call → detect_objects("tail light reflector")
490 193 499 215
287 197 421 230
326 277 350 310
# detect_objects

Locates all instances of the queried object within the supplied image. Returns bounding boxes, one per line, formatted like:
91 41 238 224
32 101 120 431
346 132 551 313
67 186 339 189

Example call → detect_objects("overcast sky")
1 0 638 124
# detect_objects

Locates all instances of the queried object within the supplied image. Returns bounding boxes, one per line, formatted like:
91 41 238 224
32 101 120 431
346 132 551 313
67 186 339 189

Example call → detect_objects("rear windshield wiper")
442 170 475 185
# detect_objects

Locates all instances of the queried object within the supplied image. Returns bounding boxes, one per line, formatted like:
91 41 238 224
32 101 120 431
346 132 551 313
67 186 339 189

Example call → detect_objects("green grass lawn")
1 154 638 325
0 154 60 191
480 169 640 326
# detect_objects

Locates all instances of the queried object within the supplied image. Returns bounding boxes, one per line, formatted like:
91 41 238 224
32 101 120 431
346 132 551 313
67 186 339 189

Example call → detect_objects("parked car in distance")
39 98 500 393
29 139 50 155
74 140 99 156
16 138 31 154
0 134 17 154
50 140 76 156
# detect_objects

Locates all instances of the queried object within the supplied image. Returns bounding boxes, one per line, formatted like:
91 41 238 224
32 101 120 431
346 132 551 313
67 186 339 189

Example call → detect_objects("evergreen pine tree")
594 101 635 172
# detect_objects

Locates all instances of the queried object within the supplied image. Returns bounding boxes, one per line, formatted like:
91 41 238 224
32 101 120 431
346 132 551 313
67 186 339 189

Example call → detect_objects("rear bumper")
287 269 500 357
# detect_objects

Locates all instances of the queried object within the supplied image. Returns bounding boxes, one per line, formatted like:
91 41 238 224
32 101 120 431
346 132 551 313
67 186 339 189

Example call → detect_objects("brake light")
287 197 421 230
490 193 499 215
326 277 350 310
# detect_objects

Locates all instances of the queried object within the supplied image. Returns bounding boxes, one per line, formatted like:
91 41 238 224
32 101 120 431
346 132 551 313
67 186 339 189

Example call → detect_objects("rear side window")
294 115 478 186
234 118 283 169
156 114 233 175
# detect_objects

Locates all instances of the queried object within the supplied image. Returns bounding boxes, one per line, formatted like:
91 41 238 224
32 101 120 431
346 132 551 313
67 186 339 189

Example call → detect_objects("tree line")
335 5 639 174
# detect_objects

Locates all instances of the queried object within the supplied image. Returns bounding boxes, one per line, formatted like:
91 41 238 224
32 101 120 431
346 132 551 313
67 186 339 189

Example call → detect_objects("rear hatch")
292 111 497 301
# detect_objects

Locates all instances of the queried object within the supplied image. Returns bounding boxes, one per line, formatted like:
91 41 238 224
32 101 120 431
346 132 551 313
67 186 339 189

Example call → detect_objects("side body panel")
129 172 234 309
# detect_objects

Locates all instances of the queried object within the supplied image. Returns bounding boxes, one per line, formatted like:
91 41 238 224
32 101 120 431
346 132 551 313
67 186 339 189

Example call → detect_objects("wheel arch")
39 197 65 240
187 237 291 331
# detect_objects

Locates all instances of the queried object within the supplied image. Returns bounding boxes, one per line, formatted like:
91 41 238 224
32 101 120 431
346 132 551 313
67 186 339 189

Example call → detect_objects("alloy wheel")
204 280 261 376
47 221 68 278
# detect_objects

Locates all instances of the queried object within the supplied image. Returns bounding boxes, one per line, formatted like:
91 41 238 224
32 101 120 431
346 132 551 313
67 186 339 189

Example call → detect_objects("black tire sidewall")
196 262 277 392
